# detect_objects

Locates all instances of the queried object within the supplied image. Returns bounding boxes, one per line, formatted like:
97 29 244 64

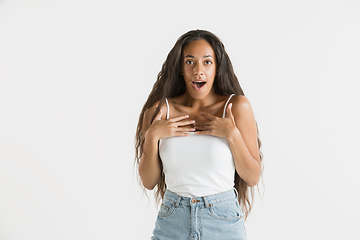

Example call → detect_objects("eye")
204 60 212 65
185 60 193 64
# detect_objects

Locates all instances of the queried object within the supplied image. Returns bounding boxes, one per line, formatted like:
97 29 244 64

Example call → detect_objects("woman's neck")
182 89 218 109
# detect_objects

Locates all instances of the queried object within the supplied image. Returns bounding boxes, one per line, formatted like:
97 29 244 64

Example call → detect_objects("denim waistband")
163 188 239 208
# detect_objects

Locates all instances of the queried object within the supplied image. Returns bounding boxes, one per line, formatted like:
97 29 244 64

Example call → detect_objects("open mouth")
191 81 206 90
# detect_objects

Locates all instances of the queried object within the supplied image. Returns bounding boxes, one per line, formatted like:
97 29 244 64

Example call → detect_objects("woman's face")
181 39 217 99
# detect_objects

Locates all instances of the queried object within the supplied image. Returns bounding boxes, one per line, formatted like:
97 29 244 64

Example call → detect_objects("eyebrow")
184 54 214 58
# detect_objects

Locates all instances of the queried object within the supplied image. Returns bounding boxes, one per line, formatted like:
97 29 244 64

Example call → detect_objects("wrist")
145 128 159 144
226 126 241 143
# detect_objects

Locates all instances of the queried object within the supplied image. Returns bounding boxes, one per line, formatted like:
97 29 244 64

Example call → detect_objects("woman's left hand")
195 103 240 140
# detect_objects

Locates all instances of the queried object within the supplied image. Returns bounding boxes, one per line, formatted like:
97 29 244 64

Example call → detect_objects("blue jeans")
151 188 247 240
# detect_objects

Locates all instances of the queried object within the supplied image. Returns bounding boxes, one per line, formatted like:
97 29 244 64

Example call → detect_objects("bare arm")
195 95 261 187
138 107 162 190
225 96 261 187
139 104 195 190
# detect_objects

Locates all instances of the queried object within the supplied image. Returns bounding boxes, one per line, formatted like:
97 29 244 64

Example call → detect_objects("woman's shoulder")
230 94 250 107
145 100 167 121
229 95 255 118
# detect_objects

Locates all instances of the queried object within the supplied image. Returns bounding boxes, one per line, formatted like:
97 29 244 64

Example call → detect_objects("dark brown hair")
135 29 263 219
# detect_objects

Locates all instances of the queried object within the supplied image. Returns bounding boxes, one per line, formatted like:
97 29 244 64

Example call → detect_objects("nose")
193 63 204 76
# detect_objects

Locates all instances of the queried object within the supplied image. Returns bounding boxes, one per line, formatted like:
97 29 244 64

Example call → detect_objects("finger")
174 132 191 137
226 103 233 118
200 112 217 121
175 119 196 127
194 125 212 131
194 130 211 135
169 114 190 122
226 103 236 124
155 109 162 120
175 127 196 132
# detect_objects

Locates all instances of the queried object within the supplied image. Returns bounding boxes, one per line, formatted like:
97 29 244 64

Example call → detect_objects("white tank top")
159 94 236 197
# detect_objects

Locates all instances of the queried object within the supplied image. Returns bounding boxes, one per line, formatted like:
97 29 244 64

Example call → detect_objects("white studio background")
0 0 359 239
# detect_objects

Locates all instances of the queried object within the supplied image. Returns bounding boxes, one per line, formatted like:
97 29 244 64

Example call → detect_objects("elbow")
247 179 259 188
246 173 261 188
247 161 261 187
142 181 156 191
237 162 261 188
139 168 157 190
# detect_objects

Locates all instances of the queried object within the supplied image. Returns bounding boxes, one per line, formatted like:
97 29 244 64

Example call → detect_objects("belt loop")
174 195 181 208
233 187 239 199
202 196 211 208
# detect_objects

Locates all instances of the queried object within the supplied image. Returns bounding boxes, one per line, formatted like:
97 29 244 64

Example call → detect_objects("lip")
191 80 206 91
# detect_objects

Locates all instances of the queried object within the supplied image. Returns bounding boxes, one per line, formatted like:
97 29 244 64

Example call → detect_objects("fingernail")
229 103 232 108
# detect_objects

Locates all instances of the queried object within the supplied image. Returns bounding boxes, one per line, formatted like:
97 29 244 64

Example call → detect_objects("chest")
169 104 224 124
159 134 234 172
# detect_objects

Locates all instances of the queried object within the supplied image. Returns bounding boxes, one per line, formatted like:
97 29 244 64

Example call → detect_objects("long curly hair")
134 29 263 219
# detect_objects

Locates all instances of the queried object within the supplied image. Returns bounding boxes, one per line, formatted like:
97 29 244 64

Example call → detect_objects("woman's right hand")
145 110 196 141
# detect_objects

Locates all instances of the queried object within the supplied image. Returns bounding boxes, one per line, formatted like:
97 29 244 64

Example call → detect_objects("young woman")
135 29 263 240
